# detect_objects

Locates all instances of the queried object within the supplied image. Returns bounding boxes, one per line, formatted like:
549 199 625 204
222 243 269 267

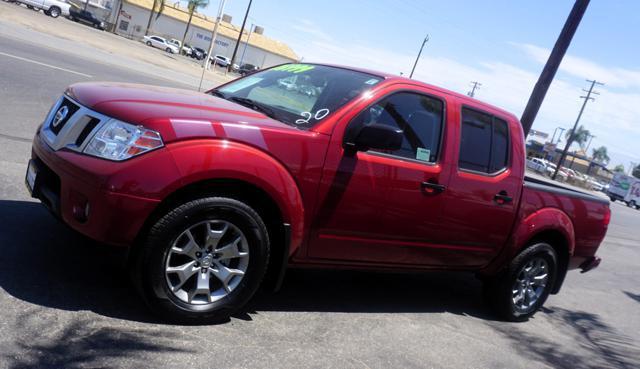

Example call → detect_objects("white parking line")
0 51 92 78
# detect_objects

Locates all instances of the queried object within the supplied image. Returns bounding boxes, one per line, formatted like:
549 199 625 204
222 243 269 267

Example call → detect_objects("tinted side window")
348 92 444 163
491 118 509 172
459 108 509 174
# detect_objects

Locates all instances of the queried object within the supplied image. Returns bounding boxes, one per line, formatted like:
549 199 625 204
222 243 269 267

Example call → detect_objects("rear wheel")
166 47 173 54
131 197 270 324
484 242 557 322
629 200 638 209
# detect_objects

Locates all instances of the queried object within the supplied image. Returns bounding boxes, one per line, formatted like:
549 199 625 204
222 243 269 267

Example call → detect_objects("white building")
108 0 298 68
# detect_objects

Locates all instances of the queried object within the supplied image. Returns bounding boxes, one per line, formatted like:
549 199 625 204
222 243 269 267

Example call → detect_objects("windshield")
213 64 383 129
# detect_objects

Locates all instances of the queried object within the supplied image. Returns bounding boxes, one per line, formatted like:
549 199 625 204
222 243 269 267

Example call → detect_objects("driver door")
307 88 453 266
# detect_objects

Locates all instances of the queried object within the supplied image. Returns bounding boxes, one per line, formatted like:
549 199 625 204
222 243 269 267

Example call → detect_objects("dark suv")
69 7 105 30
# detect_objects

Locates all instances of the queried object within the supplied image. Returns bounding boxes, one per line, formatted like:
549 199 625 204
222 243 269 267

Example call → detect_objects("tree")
613 164 625 173
591 146 610 164
633 165 640 179
565 125 591 149
180 0 210 56
144 0 165 36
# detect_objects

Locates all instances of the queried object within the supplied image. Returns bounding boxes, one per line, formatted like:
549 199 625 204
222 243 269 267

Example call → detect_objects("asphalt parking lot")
1 5 639 369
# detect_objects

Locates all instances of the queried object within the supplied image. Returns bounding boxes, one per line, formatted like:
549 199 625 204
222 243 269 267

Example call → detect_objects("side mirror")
351 123 403 152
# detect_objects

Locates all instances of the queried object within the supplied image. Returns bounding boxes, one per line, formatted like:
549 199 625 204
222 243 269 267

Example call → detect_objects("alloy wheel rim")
512 257 549 314
164 220 250 305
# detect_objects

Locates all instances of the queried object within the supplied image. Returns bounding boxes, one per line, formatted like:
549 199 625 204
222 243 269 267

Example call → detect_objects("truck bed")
521 175 610 268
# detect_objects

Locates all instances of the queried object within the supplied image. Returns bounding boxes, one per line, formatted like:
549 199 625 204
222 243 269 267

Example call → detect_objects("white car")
16 0 70 18
211 55 231 67
167 39 192 56
143 35 179 54
526 157 547 173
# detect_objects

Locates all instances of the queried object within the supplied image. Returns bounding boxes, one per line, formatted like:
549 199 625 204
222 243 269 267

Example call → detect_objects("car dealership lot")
1 9 639 369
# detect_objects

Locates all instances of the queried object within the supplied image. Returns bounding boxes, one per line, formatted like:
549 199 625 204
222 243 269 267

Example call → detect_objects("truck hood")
65 82 298 143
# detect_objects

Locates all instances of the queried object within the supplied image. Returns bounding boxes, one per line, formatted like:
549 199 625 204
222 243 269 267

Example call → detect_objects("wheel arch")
482 207 575 294
523 229 570 294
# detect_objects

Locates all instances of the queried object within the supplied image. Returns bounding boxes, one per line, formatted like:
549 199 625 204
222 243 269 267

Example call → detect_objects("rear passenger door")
438 106 523 267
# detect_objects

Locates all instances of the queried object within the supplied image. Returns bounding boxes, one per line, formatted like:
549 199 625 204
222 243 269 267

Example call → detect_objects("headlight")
83 119 163 161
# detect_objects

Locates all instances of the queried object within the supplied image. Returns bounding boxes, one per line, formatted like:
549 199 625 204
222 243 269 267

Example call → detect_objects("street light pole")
585 134 596 154
409 34 429 79
552 79 603 180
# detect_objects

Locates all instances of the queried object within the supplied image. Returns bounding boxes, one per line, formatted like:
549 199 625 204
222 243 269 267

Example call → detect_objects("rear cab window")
458 107 510 174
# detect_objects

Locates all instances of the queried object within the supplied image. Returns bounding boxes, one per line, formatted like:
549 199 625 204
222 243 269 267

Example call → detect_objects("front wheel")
131 197 270 324
48 6 60 18
166 47 173 54
484 242 557 322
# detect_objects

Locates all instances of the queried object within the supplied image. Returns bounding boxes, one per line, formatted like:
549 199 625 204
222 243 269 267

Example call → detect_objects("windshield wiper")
209 89 226 98
228 96 279 121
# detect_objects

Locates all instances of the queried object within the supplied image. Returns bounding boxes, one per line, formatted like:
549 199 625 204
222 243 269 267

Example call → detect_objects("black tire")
131 197 270 324
165 47 173 54
146 41 152 46
609 196 616 202
628 200 636 209
48 6 60 18
484 242 557 322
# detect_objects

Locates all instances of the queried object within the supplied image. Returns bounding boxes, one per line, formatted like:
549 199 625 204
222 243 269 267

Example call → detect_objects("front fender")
166 139 305 255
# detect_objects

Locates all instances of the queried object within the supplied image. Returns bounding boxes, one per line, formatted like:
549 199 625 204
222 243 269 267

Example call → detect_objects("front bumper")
28 133 177 246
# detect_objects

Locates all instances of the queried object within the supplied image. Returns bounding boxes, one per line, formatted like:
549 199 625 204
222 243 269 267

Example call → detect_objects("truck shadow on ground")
491 307 640 369
0 200 494 322
3 313 191 369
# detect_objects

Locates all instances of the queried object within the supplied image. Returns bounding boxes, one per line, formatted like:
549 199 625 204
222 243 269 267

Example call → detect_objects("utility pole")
238 23 255 67
552 79 604 180
198 0 227 91
520 0 591 136
228 0 253 72
467 81 482 98
409 34 429 79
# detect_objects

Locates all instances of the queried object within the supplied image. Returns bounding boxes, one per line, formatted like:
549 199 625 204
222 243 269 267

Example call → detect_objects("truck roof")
306 62 520 122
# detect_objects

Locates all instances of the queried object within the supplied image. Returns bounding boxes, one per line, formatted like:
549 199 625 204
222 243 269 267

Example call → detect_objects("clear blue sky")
201 0 639 170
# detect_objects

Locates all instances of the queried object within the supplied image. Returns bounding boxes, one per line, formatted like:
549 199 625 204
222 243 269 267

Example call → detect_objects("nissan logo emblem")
52 106 69 128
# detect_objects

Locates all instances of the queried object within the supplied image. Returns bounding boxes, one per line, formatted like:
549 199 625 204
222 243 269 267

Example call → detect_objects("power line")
467 81 482 98
552 79 604 180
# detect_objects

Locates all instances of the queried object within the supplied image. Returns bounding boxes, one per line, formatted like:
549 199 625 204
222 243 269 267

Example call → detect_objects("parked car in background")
184 44 201 59
26 63 610 324
608 172 640 209
68 7 105 30
526 157 547 173
545 163 569 182
277 76 297 90
587 178 605 192
238 63 259 76
191 47 207 60
143 35 179 54
15 0 70 17
211 54 231 67
167 39 192 56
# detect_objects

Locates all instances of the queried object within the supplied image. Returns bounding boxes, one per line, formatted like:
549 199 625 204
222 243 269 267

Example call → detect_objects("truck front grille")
41 95 110 153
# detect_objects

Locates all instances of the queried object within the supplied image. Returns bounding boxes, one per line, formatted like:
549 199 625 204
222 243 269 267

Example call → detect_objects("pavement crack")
0 132 31 143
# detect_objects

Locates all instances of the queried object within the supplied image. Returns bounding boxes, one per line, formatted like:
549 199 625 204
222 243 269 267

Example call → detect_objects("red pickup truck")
26 63 610 323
